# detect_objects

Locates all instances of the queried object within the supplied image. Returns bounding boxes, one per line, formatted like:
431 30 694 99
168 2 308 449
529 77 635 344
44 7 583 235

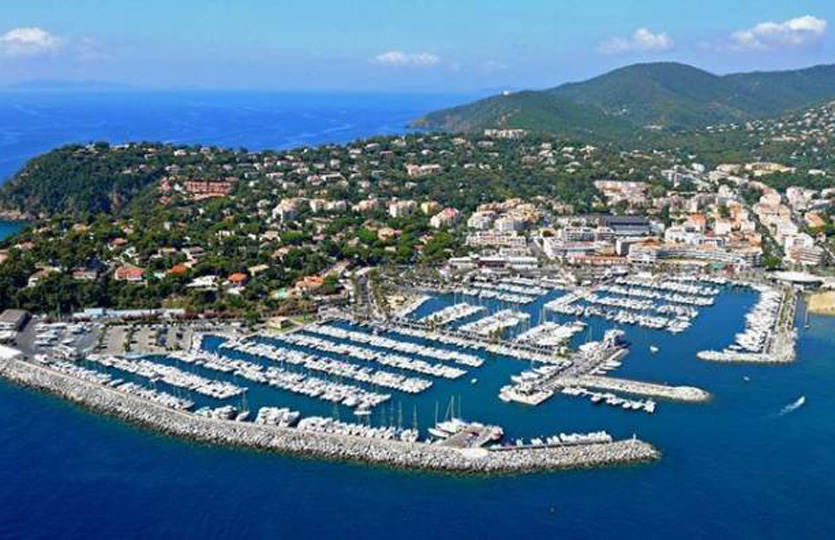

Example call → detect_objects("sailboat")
431 396 464 438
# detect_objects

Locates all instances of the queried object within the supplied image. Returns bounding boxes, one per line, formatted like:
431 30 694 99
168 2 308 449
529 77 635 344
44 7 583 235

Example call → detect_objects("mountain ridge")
413 62 835 136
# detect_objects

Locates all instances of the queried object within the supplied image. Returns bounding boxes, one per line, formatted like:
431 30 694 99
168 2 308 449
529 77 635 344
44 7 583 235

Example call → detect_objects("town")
0 100 834 474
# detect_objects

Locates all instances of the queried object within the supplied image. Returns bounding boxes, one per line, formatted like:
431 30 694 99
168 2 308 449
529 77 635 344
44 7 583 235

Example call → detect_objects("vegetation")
414 62 835 137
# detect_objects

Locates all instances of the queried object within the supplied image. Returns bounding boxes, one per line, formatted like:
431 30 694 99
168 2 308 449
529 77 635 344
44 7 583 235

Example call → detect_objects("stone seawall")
0 358 660 474
556 375 712 403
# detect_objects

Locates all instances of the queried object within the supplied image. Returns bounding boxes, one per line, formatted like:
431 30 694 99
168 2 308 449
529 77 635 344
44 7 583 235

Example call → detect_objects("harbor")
0 268 804 476
697 283 797 363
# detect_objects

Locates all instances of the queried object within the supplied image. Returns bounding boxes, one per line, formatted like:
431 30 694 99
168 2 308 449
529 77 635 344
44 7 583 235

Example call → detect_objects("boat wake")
778 396 806 416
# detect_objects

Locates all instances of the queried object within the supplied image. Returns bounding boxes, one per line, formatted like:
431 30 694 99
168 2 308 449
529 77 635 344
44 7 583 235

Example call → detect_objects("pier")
549 375 711 403
499 328 710 405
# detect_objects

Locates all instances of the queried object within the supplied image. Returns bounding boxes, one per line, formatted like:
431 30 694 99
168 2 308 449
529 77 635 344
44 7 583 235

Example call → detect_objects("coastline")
0 357 660 475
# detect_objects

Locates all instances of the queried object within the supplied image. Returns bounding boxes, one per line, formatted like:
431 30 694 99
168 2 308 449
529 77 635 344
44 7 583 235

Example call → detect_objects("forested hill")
0 143 166 218
413 62 835 136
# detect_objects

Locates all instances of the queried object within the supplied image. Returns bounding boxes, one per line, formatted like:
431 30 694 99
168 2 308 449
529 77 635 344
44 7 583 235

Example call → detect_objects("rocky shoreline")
0 358 660 474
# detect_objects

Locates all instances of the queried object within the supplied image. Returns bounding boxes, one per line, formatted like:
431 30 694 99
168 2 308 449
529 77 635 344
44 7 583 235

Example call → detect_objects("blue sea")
1 95 835 538
0 90 472 183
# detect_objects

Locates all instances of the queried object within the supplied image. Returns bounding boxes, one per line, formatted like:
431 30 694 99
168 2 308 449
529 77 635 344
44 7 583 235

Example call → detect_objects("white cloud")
599 28 674 55
481 60 509 73
75 37 110 62
373 50 441 67
731 15 827 50
0 27 62 57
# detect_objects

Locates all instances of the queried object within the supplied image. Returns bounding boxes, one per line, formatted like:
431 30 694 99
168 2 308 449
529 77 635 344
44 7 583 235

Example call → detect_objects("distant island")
413 62 835 138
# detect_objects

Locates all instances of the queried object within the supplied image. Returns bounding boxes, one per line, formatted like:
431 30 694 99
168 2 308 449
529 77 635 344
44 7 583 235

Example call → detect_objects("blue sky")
1 0 834 91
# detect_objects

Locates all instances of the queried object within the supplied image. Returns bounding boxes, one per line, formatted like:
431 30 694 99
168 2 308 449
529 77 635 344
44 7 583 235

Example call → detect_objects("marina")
0 269 804 477
698 283 797 363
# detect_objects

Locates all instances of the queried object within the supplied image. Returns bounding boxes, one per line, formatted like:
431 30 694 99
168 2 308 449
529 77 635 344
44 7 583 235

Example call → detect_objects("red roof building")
114 265 145 283
228 272 249 286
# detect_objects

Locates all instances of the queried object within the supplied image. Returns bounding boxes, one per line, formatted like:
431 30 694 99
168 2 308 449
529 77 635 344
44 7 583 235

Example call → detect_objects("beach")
807 291 835 316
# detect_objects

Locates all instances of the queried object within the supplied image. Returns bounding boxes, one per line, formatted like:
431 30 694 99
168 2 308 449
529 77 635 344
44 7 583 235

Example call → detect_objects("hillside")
0 143 164 218
412 90 635 138
414 62 835 135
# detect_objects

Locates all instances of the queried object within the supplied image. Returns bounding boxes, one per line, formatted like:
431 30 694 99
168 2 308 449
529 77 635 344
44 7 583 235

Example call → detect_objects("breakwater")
552 375 712 403
0 357 659 474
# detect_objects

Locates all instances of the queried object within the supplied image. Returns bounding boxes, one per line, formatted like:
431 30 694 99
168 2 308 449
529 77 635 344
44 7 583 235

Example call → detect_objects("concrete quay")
0 358 660 474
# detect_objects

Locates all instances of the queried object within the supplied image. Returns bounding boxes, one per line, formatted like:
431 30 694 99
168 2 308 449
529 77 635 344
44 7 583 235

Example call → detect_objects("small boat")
471 378 478 385
649 346 659 354
779 396 806 416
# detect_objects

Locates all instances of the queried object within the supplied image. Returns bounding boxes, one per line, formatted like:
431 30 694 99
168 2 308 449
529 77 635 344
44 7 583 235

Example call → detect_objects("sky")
0 0 834 92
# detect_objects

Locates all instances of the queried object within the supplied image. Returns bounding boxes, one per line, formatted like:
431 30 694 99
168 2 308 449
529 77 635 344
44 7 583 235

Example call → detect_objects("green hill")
414 62 835 135
0 143 164 218
412 90 635 138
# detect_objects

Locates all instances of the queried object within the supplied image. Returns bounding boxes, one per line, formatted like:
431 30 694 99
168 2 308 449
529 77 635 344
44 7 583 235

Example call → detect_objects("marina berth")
0 356 660 474
174 342 393 410
459 309 531 336
600 283 715 307
453 286 537 305
614 277 720 298
553 375 710 403
459 281 541 304
220 339 432 395
194 405 247 421
263 331 465 379
342 317 561 364
113 382 194 411
697 283 796 364
421 303 486 326
304 324 483 367
514 321 586 347
260 367 390 409
244 334 449 385
497 276 554 293
35 357 195 410
255 407 301 427
499 430 614 449
85 354 246 399
394 295 432 319
562 387 659 414
298 416 419 443
545 288 701 333
470 277 550 297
